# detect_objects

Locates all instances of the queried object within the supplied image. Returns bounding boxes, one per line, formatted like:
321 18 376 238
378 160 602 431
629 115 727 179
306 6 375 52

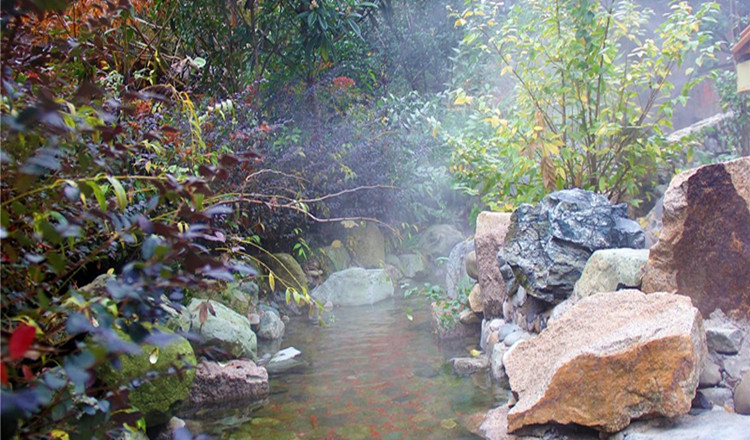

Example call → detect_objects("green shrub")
445 0 720 210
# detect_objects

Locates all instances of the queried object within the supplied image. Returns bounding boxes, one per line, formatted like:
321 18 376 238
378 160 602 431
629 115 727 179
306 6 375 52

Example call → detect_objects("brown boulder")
475 212 512 318
642 157 750 320
504 290 705 433
188 360 269 406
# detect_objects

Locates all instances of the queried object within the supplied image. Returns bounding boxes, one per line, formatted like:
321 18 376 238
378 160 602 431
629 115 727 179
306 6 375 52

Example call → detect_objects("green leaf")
106 176 127 211
192 57 207 69
86 181 107 211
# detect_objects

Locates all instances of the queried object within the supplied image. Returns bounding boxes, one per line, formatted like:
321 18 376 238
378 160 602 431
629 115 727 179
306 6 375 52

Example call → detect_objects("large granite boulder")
311 267 393 306
100 328 196 426
187 360 268 406
475 212 513 318
417 224 464 260
573 248 649 301
186 299 257 360
504 189 645 304
266 253 308 294
642 157 750 320
445 240 475 299
346 222 386 268
504 290 705 433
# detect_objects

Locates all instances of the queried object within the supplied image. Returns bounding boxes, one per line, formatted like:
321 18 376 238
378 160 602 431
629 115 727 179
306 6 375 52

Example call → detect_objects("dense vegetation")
1 0 746 438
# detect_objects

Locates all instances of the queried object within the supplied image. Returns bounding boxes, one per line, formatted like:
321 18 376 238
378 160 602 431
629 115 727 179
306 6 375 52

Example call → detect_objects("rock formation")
504 189 644 304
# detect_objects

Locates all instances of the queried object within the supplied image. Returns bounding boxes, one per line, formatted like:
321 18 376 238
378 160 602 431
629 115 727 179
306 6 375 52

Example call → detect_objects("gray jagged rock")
504 189 645 304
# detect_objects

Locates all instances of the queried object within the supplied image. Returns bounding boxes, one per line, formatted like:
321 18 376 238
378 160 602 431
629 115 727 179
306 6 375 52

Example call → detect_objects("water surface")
185 295 506 439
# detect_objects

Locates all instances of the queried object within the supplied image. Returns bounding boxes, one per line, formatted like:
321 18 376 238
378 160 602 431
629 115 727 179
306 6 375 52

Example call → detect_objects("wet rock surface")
451 355 489 376
642 156 750 320
187 360 269 406
504 189 645 304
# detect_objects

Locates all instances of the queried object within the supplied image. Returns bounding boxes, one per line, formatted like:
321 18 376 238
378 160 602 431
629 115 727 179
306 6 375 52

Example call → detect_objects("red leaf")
9 324 36 360
22 365 34 380
0 363 8 385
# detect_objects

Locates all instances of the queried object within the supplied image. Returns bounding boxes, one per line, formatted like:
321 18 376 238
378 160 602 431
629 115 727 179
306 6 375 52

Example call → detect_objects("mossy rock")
197 281 259 315
100 327 196 427
265 253 308 294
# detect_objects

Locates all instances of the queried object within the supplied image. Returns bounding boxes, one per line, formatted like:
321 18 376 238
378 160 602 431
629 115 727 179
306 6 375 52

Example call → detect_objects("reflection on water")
184 295 507 439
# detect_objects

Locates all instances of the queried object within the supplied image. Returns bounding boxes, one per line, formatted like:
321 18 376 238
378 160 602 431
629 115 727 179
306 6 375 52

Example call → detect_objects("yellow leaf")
501 65 513 76
453 94 467 106
454 18 467 27
485 116 506 128
269 271 276 291
441 418 457 429
470 349 482 357
49 430 70 440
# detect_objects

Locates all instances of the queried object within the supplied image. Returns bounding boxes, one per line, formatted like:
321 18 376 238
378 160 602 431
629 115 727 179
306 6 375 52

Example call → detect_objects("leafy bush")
445 0 720 210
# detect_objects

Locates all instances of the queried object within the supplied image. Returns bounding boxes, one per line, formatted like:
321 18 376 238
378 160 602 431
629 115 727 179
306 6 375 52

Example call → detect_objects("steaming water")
183 294 508 439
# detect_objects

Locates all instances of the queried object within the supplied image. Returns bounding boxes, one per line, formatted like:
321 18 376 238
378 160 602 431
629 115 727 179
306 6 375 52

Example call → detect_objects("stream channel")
182 294 508 439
